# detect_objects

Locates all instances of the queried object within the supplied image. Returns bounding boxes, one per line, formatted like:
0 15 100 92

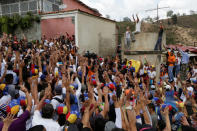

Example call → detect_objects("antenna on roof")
145 4 169 23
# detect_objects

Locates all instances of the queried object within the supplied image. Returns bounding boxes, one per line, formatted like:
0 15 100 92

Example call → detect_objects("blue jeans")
154 36 162 51
168 66 174 81
175 65 180 77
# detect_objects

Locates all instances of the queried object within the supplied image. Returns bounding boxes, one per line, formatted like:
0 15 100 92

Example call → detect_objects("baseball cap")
105 121 116 131
8 86 19 99
165 85 171 90
72 83 78 89
56 104 68 115
55 85 62 94
192 80 197 84
6 99 20 115
108 83 115 91
66 112 77 124
0 84 6 91
18 96 27 106
44 99 51 105
187 87 193 92
176 101 184 108
151 85 156 89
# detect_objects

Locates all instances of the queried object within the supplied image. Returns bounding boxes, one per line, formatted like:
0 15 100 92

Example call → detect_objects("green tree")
144 16 153 23
106 15 110 19
167 10 173 18
123 17 131 22
190 10 195 15
171 14 177 24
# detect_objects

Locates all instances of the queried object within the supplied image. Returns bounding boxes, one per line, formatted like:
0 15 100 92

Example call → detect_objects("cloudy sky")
80 0 197 21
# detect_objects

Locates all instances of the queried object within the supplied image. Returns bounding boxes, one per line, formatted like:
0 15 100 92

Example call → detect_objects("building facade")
0 0 61 16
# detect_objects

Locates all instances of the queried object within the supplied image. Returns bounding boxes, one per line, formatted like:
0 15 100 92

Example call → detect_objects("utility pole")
145 4 169 23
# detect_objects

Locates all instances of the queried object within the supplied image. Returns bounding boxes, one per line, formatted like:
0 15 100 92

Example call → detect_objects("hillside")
117 14 197 46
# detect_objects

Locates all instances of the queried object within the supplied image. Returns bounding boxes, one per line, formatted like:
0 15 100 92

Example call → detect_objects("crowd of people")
0 32 196 131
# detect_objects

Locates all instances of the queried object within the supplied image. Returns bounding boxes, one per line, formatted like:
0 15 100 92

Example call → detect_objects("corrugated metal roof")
167 44 197 53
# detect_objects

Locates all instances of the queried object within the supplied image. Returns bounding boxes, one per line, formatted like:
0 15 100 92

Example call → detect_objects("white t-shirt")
135 21 141 32
49 42 54 47
125 31 131 39
51 95 63 109
148 71 156 79
115 108 122 128
32 110 61 131
176 57 181 65
139 68 144 76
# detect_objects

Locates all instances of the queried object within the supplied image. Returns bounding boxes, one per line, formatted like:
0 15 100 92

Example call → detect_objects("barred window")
20 2 28 12
2 5 10 14
29 1 37 11
10 3 19 13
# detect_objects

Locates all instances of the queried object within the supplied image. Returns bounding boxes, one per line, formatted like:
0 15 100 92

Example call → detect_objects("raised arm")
101 86 109 118
132 14 136 22
35 88 49 111
0 64 7 83
136 14 139 23
20 85 32 112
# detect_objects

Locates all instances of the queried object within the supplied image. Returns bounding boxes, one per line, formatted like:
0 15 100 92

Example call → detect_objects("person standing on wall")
154 22 164 51
131 14 141 42
125 26 131 51
167 49 176 82
175 52 181 77
177 47 190 80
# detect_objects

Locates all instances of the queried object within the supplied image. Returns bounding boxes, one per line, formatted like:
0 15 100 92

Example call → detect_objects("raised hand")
20 85 28 93
103 86 109 96
180 116 189 126
1 113 16 130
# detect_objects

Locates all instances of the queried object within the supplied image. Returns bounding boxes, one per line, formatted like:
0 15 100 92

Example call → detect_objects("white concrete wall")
123 32 166 51
76 12 116 57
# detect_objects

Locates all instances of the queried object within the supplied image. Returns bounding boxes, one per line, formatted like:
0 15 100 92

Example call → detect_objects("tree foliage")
167 10 173 18
123 17 131 22
171 14 177 24
0 12 40 34
144 16 153 23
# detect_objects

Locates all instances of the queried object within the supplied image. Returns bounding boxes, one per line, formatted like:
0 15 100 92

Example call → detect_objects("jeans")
154 36 162 51
125 38 131 50
168 66 174 81
175 64 180 77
